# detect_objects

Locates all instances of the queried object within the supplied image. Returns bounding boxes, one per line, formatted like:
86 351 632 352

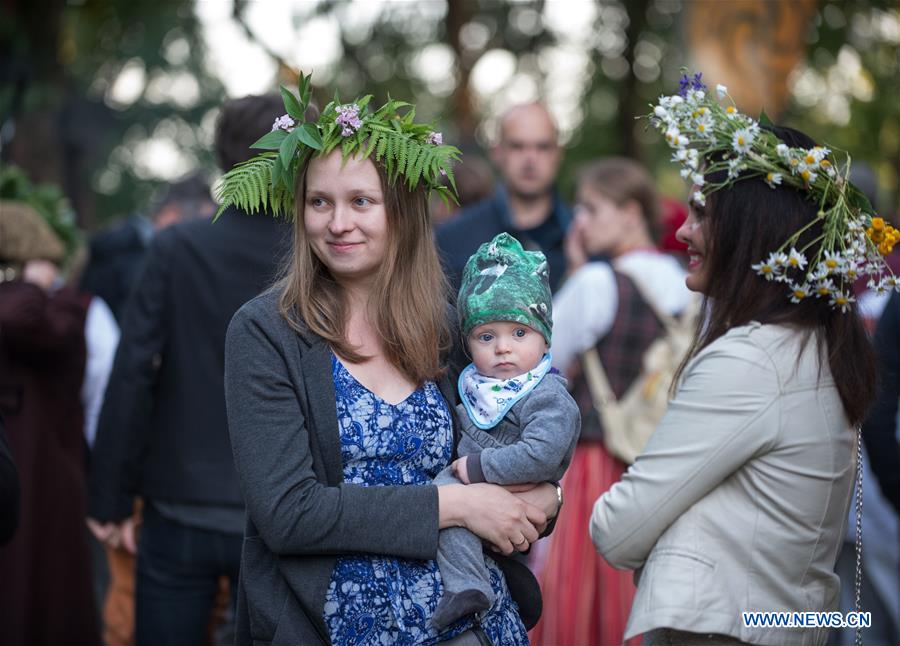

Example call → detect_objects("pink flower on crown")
335 104 363 137
271 114 295 132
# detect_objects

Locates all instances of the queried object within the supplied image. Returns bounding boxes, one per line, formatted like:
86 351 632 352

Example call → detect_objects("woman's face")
675 193 711 293
304 150 389 287
573 184 634 257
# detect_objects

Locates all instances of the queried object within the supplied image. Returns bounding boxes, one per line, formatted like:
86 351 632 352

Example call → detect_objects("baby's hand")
452 456 471 485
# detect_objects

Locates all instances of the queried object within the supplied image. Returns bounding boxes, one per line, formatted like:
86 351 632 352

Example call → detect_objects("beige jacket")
591 323 855 645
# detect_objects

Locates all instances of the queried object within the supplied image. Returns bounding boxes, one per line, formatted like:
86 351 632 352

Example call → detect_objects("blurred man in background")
80 174 215 324
435 102 571 292
87 94 289 646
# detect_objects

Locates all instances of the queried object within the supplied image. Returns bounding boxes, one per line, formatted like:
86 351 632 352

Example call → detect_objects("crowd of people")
1 69 898 646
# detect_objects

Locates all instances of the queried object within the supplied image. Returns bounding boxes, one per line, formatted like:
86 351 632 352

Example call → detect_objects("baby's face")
468 321 547 379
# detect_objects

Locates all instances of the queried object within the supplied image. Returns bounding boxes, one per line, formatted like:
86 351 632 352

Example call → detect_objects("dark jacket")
224 291 542 645
89 209 290 521
0 282 97 644
435 186 572 294
862 290 900 515
80 214 154 323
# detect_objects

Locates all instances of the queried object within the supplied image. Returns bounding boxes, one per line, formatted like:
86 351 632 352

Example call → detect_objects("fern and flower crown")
651 71 896 312
214 73 461 220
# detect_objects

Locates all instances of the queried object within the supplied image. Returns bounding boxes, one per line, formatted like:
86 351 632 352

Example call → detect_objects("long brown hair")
277 152 451 385
674 126 876 425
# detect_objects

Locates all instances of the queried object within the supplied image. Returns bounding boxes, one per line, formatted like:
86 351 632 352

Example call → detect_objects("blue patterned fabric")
324 355 528 645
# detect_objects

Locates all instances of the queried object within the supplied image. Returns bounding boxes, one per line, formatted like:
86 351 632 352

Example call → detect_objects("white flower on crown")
752 258 779 280
814 278 836 298
789 282 811 303
775 143 791 161
843 260 861 281
829 290 855 313
680 167 693 179
804 147 829 164
797 162 818 185
732 127 755 154
727 158 744 179
692 191 706 206
765 172 783 188
823 250 845 272
786 248 807 270
686 89 706 105
716 84 728 99
691 172 705 187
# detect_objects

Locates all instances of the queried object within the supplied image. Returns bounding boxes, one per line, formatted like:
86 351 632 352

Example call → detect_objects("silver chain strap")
854 425 863 646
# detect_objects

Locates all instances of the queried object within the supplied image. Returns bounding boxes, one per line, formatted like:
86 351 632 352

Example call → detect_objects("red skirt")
529 442 640 646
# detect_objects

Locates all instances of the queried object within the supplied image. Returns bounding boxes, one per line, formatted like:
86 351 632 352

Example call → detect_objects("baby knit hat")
458 232 553 344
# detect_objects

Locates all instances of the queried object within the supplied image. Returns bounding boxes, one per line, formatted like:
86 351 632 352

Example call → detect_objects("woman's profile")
592 74 880 645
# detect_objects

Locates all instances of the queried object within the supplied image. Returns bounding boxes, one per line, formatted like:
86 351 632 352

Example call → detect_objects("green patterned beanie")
458 233 553 344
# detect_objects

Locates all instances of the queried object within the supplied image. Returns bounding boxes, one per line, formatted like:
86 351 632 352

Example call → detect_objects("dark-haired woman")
591 124 876 645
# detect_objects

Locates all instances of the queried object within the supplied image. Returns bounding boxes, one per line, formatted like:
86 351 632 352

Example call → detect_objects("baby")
431 232 580 629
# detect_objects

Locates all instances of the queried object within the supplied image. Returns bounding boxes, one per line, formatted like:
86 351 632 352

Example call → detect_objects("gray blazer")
224 291 541 645
591 323 854 645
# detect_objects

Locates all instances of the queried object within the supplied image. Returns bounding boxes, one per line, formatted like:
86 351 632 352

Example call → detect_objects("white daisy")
788 283 810 303
732 128 754 154
752 259 778 281
829 291 855 313
786 248 807 270
814 278 836 298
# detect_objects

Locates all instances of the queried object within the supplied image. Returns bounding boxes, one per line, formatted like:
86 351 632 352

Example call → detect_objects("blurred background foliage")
1 0 898 230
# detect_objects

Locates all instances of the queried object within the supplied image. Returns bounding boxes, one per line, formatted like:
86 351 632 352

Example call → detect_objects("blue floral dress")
323 355 529 645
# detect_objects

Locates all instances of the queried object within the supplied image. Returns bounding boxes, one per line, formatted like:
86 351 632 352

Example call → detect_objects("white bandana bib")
458 353 553 430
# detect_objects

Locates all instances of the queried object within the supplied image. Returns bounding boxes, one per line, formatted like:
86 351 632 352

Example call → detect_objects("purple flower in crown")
426 131 443 145
335 104 363 137
271 114 296 132
678 72 706 97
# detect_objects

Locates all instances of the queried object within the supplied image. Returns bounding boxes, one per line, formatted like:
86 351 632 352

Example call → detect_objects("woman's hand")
563 225 588 275
438 483 546 555
505 482 560 534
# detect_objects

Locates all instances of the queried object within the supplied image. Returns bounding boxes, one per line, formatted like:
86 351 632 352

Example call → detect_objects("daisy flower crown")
214 73 461 220
651 71 897 312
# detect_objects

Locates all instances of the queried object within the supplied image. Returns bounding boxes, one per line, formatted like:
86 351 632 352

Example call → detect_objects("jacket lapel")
297 336 344 486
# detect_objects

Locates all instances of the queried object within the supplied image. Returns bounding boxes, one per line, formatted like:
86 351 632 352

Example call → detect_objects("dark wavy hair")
675 125 876 425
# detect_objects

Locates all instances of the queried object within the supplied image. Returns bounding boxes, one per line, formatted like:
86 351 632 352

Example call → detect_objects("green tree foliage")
1 0 897 229
1 0 225 228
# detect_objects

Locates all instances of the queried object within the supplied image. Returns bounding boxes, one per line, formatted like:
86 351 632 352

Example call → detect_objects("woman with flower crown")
591 74 879 645
219 76 559 645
